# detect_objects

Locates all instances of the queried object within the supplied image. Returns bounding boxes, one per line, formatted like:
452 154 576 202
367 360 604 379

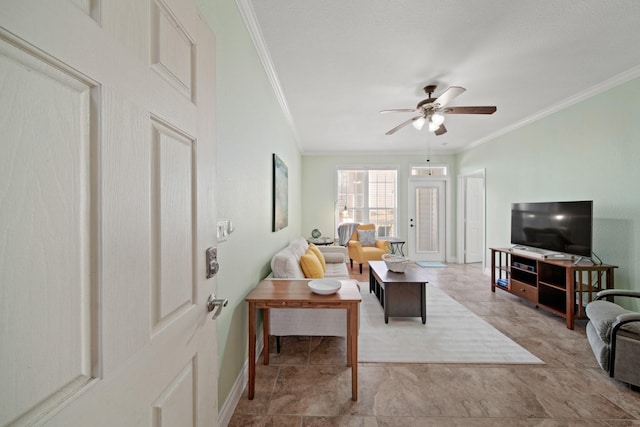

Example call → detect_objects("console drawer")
510 280 538 303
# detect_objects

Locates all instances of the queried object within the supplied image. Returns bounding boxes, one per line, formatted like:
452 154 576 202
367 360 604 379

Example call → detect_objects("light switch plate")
217 220 233 242
217 221 227 242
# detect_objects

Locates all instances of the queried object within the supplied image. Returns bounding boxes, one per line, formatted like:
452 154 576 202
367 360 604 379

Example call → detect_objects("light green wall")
458 76 640 310
301 154 458 260
196 0 302 408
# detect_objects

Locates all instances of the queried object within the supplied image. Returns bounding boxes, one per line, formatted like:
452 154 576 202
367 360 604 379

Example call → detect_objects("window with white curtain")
336 167 397 237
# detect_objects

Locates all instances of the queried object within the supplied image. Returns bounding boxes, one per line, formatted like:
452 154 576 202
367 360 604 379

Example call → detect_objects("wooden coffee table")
368 261 429 324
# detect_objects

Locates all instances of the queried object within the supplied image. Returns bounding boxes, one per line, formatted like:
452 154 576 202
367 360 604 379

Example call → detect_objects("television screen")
510 201 593 257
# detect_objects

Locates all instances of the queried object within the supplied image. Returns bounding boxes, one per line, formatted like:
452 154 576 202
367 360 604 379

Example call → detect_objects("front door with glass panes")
408 180 446 262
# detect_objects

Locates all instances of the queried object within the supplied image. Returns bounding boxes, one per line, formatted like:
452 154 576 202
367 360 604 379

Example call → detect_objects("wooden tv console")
490 248 617 329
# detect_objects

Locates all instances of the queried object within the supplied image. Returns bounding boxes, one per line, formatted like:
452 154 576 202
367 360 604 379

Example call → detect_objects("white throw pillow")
357 229 376 247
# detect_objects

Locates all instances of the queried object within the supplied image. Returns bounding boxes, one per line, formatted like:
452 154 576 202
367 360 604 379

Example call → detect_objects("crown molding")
462 64 640 154
235 0 300 146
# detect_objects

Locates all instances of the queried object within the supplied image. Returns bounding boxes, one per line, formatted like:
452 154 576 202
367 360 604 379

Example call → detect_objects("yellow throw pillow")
308 243 326 272
300 250 324 278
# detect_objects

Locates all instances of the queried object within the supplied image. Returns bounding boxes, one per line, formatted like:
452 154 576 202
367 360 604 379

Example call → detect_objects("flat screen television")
510 201 593 258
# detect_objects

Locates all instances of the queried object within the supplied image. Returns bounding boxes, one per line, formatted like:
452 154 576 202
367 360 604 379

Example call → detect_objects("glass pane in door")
416 187 439 253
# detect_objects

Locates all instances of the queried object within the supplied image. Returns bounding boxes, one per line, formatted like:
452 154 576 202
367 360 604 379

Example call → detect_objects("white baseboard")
218 329 264 427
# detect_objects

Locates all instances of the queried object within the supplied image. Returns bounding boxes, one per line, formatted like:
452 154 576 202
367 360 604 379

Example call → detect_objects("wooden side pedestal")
490 248 616 329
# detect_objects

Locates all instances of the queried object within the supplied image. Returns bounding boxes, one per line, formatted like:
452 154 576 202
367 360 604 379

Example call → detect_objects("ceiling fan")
381 85 497 136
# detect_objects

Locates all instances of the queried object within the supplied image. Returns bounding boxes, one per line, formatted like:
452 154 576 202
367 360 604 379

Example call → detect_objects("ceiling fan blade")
385 115 422 135
434 124 447 136
434 86 465 107
444 106 497 114
380 108 418 114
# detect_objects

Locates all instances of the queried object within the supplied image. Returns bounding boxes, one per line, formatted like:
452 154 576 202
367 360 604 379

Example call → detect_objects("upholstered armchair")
347 224 390 273
586 289 640 389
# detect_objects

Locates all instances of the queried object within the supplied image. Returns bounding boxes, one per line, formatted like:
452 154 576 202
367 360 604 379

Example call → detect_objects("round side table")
380 237 405 256
307 237 334 246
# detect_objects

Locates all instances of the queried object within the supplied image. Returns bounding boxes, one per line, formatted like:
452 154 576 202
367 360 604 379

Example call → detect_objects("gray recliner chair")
586 289 640 389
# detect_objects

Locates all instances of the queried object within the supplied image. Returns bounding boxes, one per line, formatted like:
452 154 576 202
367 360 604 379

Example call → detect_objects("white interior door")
408 180 446 262
464 176 484 263
0 1 218 426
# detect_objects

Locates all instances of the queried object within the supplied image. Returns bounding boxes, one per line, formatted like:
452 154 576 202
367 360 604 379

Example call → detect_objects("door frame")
407 175 452 262
457 169 486 270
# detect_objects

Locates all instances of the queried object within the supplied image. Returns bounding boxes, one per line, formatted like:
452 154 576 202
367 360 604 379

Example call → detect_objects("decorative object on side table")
308 278 342 295
311 228 321 238
382 253 410 273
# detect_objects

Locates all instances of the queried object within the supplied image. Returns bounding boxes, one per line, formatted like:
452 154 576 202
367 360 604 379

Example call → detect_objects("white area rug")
358 285 544 364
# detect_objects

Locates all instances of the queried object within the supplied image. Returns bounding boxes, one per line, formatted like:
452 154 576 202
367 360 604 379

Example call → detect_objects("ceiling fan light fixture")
427 113 443 131
431 112 445 125
382 85 495 136
412 116 426 130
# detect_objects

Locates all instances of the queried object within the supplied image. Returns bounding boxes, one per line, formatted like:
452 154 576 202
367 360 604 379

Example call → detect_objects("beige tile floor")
229 263 640 426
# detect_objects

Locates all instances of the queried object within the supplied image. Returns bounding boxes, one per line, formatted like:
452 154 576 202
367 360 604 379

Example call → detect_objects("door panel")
465 176 484 263
152 359 196 426
408 181 446 262
150 0 196 100
0 1 218 426
0 36 96 425
152 118 195 329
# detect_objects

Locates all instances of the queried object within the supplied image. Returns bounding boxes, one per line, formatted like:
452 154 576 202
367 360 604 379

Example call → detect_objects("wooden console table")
491 248 616 329
368 261 429 324
245 279 361 400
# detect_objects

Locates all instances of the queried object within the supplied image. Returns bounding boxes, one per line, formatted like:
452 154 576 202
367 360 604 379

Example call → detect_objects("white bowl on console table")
308 278 342 295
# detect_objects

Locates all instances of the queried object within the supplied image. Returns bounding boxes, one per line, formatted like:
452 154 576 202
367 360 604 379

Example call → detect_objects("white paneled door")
0 1 218 426
464 176 484 264
408 180 446 262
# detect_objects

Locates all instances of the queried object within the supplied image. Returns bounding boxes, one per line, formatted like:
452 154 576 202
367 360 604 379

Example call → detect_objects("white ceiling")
240 0 640 155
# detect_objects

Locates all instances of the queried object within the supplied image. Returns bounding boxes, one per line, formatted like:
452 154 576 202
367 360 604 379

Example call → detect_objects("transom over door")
408 180 446 262
0 1 218 426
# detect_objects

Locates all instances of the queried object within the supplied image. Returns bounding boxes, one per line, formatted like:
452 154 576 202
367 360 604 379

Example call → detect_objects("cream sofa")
269 237 352 337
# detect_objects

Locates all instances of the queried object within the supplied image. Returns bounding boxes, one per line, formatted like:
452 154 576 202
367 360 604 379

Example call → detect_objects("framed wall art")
272 153 288 231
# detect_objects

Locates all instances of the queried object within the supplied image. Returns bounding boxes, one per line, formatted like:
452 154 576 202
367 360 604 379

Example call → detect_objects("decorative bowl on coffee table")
382 253 410 273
